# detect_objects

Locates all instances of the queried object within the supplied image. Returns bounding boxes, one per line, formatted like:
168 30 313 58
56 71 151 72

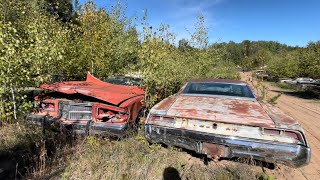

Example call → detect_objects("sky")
78 0 320 47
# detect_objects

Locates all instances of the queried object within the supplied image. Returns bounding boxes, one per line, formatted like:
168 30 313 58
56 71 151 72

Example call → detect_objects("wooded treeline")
214 40 320 79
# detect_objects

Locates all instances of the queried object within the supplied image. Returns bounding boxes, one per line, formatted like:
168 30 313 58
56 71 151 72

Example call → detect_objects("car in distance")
312 79 320 86
286 77 315 85
278 78 293 83
254 70 269 80
145 79 310 168
27 73 145 137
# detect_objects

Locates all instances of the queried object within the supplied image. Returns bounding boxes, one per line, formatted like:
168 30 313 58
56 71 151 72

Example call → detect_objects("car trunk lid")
166 95 275 128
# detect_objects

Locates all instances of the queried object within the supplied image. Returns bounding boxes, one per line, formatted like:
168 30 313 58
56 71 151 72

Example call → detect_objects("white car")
278 78 292 83
286 77 315 85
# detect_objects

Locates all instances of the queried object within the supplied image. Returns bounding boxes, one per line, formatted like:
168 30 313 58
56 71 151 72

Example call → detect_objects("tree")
178 38 192 52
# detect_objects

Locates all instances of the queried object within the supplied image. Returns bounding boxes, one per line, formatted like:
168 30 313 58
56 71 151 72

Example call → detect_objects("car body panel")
163 95 276 128
145 79 310 167
40 73 144 106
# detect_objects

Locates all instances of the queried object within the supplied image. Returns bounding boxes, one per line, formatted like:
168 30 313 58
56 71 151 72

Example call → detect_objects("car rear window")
104 76 142 86
182 82 255 98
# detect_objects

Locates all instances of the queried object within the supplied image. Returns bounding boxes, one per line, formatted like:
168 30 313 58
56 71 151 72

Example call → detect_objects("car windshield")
182 82 255 98
104 76 142 86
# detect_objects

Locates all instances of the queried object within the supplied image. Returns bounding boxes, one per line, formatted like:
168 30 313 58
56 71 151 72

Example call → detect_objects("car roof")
188 78 248 85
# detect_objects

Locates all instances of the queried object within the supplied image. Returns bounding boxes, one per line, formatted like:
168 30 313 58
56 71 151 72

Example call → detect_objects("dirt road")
242 72 320 180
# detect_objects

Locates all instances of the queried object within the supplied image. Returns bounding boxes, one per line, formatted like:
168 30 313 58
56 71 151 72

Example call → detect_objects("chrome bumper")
27 114 128 137
145 125 311 168
61 122 128 137
27 114 53 127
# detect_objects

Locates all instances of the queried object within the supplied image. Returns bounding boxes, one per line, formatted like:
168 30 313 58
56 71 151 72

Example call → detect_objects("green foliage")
138 16 238 108
267 41 320 79
267 51 300 78
215 40 319 79
300 42 320 78
213 40 305 72
0 0 71 121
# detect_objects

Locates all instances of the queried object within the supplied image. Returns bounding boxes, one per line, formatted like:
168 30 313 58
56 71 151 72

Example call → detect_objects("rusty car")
27 73 145 137
144 79 310 167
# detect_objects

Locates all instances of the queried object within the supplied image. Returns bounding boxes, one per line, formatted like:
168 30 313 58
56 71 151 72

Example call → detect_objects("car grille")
61 102 93 121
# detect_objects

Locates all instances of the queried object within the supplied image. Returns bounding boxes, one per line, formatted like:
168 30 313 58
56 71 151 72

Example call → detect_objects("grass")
267 94 282 105
1 123 273 180
0 122 75 179
269 82 297 91
62 134 265 180
0 122 43 153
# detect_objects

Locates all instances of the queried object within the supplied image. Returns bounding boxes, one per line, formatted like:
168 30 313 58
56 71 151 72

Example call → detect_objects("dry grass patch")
62 133 268 180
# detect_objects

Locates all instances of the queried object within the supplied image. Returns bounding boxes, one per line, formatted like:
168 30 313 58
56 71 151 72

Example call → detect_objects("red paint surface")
40 72 144 106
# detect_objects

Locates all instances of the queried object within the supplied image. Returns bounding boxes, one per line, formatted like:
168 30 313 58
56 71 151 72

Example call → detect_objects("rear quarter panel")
120 95 145 123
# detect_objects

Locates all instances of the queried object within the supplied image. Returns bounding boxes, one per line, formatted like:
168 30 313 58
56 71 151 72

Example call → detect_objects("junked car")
278 78 292 83
27 73 145 137
286 77 315 85
145 79 310 168
254 70 269 80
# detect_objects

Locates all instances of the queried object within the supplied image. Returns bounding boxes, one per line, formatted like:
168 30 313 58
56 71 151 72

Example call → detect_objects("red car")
145 79 310 167
28 73 145 137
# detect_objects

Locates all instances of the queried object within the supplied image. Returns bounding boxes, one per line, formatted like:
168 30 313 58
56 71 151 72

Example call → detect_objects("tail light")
284 131 300 140
40 102 55 111
147 115 174 123
149 115 160 121
263 128 305 144
264 129 281 135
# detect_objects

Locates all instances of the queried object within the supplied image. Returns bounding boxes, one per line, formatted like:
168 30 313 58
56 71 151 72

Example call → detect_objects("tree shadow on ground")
270 89 320 100
0 127 77 180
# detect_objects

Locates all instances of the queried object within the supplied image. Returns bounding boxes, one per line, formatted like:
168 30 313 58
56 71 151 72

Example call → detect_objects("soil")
242 72 320 180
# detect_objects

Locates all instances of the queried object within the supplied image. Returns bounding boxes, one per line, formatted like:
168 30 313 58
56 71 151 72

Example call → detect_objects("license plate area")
201 142 229 159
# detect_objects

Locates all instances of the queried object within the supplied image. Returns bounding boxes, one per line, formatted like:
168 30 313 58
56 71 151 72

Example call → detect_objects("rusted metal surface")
260 102 301 130
28 73 145 137
40 72 144 106
164 95 276 127
148 117 300 144
201 143 225 160
151 83 301 129
144 125 311 168
145 79 310 167
152 96 177 111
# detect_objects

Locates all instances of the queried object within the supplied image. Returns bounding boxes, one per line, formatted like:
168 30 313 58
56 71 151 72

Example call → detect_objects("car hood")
40 73 144 106
164 95 276 127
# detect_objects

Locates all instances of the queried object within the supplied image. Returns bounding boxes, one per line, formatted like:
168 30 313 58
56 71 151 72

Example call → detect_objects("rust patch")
202 143 225 159
40 72 144 106
155 96 177 110
165 96 275 128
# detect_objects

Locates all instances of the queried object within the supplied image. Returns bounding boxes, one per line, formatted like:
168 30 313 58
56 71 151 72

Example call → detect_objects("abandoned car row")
27 73 311 168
